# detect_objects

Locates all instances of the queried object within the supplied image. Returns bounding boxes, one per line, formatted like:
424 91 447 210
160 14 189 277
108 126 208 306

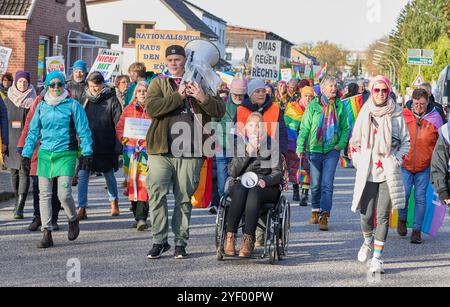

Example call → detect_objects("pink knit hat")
369 75 391 97
230 77 248 95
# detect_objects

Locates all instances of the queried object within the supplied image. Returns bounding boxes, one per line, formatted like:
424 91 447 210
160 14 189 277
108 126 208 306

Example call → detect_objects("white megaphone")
182 39 222 96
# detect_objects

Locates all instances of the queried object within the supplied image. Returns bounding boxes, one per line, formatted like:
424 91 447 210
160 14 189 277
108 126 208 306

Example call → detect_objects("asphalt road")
1 167 450 287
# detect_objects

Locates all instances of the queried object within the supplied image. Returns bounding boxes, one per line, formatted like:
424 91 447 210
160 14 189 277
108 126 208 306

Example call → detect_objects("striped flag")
342 95 363 135
315 63 328 80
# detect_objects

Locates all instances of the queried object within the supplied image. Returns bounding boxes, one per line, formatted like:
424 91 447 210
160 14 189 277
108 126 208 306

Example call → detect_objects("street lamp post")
374 55 396 89
374 50 402 90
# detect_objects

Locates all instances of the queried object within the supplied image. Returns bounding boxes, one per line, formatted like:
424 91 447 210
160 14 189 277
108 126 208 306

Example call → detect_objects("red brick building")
0 0 112 86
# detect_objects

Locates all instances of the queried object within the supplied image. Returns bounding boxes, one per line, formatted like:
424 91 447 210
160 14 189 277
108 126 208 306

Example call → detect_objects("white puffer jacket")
350 103 410 213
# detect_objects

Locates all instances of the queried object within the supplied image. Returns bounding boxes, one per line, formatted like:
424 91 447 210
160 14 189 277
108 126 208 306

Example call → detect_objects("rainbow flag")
342 95 363 135
315 63 328 80
339 156 353 169
390 183 447 237
284 103 305 152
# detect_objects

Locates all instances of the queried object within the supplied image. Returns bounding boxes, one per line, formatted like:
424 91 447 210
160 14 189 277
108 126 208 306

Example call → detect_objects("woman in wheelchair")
224 112 283 258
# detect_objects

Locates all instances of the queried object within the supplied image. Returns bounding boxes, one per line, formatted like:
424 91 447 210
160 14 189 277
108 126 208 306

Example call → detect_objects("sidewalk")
0 169 15 202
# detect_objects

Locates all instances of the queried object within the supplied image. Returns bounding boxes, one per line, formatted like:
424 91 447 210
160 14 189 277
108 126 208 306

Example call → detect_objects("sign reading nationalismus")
251 39 282 81
135 29 201 73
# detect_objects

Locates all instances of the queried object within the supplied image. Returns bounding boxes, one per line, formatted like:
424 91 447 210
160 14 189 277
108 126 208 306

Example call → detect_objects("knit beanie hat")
369 75 391 98
247 79 266 97
45 70 66 86
15 71 31 86
72 60 88 73
230 77 248 95
301 86 315 97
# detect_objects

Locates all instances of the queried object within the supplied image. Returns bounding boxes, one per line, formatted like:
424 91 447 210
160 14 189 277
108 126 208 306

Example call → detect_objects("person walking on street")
21 70 93 248
116 81 151 231
66 60 88 104
399 89 443 244
297 76 350 231
0 73 13 100
145 45 225 260
125 62 156 107
4 71 36 219
284 86 315 205
0 95 8 163
77 72 122 219
350 75 410 274
115 75 131 107
406 83 446 123
17 89 62 232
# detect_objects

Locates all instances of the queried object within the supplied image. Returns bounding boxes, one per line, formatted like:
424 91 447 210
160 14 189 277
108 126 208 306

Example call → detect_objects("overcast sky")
189 0 410 51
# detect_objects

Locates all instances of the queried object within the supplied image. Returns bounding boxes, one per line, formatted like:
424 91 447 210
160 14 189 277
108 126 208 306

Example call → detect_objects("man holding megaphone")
145 45 225 260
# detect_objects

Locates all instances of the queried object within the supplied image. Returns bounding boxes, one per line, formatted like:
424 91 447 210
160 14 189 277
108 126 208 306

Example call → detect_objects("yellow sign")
135 29 200 73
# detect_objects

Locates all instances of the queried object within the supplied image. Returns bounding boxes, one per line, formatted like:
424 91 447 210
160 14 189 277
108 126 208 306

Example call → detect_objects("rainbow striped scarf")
316 96 339 147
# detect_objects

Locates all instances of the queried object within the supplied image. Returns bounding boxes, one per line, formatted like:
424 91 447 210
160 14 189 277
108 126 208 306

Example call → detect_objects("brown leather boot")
411 230 422 244
224 233 236 256
68 218 80 241
111 200 120 216
37 229 54 249
397 220 408 237
77 208 88 220
309 211 320 225
319 213 329 231
239 234 255 258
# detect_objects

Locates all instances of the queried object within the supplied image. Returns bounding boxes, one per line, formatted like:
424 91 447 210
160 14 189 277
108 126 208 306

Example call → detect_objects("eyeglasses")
373 88 388 95
48 82 64 89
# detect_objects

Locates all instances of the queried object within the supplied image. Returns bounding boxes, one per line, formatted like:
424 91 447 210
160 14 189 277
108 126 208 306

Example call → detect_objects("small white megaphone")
182 39 222 96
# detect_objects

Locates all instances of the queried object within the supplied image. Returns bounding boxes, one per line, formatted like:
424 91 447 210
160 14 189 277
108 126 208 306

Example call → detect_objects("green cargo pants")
147 154 203 247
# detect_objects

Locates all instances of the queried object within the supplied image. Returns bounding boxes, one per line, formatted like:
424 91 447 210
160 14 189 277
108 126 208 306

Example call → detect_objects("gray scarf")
44 89 69 106
7 85 37 109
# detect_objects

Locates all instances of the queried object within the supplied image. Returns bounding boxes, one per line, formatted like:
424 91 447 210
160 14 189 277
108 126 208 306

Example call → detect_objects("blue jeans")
400 167 430 231
211 156 231 207
308 150 340 214
77 169 119 209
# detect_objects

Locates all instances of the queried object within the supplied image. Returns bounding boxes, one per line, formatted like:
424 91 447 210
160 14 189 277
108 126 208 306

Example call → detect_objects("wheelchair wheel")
267 213 277 265
215 200 227 251
281 199 291 256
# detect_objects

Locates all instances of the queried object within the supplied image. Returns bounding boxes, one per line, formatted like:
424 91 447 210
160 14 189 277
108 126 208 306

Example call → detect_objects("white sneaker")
357 244 372 263
369 257 385 274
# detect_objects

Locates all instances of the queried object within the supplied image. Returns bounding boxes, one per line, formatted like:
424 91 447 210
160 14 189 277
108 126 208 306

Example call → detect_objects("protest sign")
124 118 152 140
135 29 200 73
0 46 12 75
281 68 292 82
46 56 65 76
89 52 121 81
251 39 281 81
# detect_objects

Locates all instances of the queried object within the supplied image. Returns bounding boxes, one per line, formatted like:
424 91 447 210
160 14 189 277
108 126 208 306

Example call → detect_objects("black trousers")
11 168 30 195
131 201 149 221
226 182 280 237
32 176 61 223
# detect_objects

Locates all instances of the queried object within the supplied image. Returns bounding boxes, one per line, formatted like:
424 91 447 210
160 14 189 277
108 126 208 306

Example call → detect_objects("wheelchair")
215 190 291 265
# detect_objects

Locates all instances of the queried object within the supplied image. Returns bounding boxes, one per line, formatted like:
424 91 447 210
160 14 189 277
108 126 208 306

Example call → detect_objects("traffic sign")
407 49 434 66
412 73 425 87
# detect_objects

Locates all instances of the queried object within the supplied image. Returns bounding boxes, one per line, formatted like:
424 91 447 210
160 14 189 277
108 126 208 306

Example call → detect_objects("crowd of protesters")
1 43 450 276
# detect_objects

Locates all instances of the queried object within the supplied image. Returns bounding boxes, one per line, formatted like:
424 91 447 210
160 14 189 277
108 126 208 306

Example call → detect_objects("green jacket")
212 96 239 152
296 96 350 154
145 77 226 155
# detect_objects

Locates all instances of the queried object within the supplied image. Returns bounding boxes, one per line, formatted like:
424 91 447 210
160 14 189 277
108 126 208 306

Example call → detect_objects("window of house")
123 21 155 48
226 53 232 61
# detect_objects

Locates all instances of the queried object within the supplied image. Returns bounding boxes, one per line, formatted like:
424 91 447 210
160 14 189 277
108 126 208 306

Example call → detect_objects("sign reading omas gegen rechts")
251 39 282 81
135 29 200 73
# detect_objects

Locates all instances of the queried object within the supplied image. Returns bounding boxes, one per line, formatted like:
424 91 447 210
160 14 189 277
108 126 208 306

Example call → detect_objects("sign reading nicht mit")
251 39 282 81
136 29 201 73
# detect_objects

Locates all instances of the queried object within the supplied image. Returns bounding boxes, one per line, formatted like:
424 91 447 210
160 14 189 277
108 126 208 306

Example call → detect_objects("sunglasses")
373 88 388 95
48 82 64 89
